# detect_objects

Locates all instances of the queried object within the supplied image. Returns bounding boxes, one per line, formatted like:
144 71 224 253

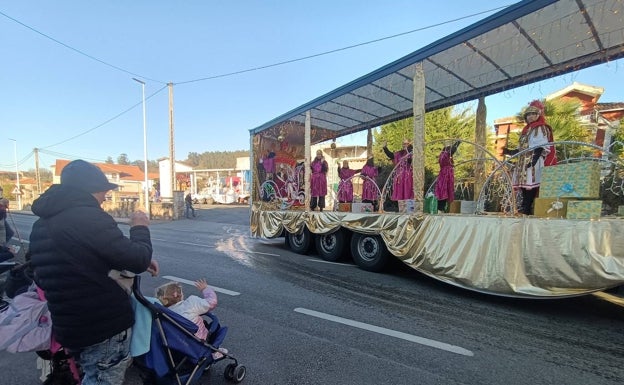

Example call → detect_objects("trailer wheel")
287 228 311 254
315 229 346 262
350 233 389 272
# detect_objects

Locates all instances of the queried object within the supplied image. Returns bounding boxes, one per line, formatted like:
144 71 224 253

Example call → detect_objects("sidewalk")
8 203 251 224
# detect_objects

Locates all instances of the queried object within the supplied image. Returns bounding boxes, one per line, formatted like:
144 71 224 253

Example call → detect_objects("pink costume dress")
360 164 379 201
384 147 413 201
262 152 276 178
310 158 328 198
434 149 455 202
338 167 358 203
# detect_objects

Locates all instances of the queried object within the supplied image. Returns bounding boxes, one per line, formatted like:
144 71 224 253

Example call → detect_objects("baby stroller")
0 261 81 384
132 276 246 384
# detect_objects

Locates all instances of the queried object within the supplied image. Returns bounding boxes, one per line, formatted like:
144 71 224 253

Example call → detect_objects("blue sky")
2 1 624 172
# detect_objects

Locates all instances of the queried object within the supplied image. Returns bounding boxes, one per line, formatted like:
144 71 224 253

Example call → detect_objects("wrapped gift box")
337 203 351 212
540 161 601 199
423 196 437 214
448 200 476 214
533 198 570 218
405 199 416 213
566 200 602 219
352 202 374 213
449 200 461 213
460 200 476 214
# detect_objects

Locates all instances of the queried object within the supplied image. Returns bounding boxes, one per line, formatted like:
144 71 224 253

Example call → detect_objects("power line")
174 5 510 85
41 85 168 149
0 150 34 169
38 148 107 164
0 10 167 85
1 5 509 87
0 4 509 163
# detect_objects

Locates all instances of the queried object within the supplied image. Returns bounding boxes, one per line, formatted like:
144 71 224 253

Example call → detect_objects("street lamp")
132 78 150 215
8 138 21 210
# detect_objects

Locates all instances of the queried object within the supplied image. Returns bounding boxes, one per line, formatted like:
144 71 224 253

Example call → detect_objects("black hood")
31 184 101 219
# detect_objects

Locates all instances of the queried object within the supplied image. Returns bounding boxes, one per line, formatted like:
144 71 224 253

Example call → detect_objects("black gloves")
450 141 460 155
502 147 518 156
526 149 543 168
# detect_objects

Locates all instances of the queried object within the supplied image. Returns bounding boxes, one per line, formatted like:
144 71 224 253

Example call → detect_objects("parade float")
249 0 624 298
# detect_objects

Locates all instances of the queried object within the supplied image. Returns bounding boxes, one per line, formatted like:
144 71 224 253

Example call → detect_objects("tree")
184 150 249 169
373 106 479 193
510 99 592 158
117 153 130 165
607 117 624 157
131 159 159 172
105 156 114 164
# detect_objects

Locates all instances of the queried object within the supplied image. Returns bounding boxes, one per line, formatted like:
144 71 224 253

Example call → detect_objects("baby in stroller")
132 276 246 384
155 279 226 359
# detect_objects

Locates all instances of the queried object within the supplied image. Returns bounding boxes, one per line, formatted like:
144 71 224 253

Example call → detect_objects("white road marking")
248 250 280 256
152 238 278 256
162 275 241 296
294 308 474 357
306 259 355 266
178 241 215 248
151 238 215 248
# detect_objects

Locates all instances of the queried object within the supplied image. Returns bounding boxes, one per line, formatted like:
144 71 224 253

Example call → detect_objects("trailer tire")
350 233 389 272
287 227 311 254
315 229 347 262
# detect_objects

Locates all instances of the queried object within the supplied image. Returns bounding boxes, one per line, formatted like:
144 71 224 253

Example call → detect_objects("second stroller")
132 276 246 384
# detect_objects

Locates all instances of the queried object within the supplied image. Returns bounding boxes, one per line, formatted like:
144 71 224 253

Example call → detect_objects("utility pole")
132 78 150 215
168 82 175 198
34 148 42 194
9 138 21 210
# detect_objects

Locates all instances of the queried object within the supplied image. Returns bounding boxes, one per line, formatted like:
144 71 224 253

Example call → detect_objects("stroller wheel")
224 364 246 383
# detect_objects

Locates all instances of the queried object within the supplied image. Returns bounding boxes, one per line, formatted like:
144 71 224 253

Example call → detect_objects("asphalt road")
1 205 623 384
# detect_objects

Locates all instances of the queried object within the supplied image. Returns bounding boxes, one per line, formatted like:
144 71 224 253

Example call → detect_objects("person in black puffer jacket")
30 159 159 385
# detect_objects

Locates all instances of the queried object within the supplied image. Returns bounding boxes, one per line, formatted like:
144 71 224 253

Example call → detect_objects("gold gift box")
566 200 602 219
337 203 351 212
540 161 601 199
533 198 570 218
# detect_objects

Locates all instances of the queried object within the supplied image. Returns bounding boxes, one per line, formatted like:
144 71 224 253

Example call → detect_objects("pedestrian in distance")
185 192 196 218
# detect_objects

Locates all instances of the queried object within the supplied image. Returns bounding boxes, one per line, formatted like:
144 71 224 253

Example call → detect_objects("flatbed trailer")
249 0 624 298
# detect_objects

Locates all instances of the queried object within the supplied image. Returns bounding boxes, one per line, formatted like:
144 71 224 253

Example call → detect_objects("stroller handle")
132 275 162 315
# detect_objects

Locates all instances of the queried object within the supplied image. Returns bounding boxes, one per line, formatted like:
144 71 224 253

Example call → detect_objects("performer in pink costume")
337 160 360 203
360 157 380 211
434 141 460 213
383 140 413 212
310 150 329 211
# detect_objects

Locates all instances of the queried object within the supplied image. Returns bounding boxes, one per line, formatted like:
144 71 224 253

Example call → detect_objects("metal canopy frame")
250 0 624 142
